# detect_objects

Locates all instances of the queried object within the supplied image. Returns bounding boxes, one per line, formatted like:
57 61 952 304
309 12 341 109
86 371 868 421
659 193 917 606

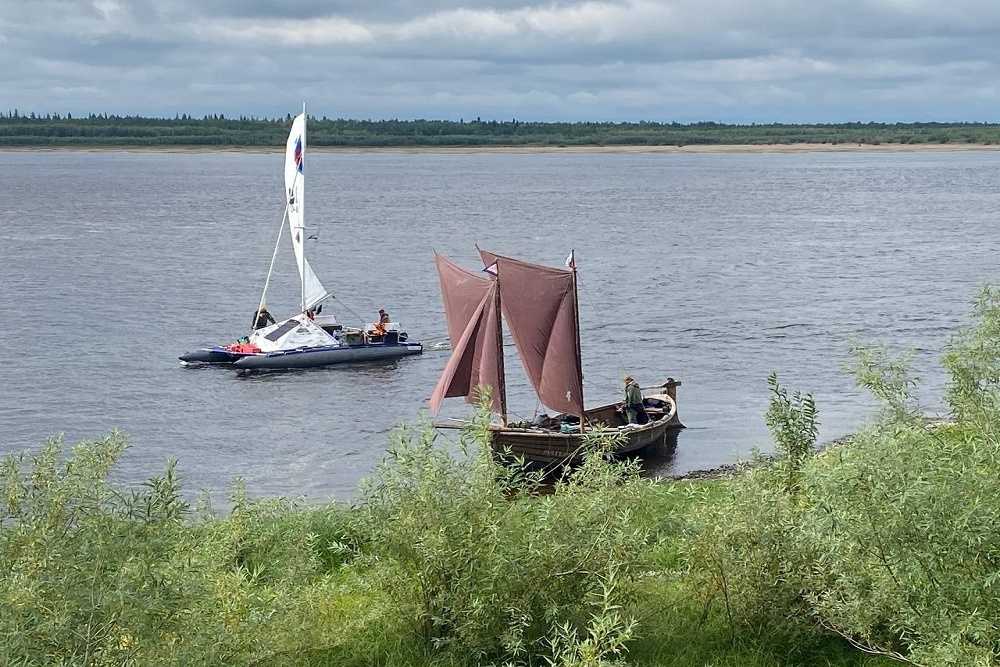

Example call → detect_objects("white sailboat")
180 107 423 371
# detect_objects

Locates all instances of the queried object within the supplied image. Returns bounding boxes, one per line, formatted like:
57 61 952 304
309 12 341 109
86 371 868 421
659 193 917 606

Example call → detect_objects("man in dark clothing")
622 375 645 424
252 306 276 330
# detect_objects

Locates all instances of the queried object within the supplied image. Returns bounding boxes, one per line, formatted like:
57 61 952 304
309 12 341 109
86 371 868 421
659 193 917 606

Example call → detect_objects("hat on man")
623 375 634 383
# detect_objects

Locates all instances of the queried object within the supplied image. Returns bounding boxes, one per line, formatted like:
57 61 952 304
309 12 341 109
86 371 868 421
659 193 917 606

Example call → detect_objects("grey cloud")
2 0 999 122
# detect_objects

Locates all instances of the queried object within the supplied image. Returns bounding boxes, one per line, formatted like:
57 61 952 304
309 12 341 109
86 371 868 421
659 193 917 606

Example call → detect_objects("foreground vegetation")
3 112 1000 148
4 287 1000 666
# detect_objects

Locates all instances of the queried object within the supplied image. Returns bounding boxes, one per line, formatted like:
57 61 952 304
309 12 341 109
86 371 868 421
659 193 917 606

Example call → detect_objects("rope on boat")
328 296 369 328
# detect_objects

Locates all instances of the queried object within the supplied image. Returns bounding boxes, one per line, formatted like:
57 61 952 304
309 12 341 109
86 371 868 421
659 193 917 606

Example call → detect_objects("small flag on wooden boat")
483 261 498 275
565 250 575 269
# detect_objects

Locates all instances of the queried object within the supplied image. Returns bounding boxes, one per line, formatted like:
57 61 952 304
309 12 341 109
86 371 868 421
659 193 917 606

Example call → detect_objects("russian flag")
294 137 304 173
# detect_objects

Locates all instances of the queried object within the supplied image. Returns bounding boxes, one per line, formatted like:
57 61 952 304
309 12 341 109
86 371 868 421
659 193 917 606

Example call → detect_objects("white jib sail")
284 111 330 311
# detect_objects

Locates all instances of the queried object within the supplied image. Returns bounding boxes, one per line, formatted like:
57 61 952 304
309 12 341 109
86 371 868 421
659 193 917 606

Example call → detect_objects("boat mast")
494 273 508 425
570 249 586 430
299 102 307 313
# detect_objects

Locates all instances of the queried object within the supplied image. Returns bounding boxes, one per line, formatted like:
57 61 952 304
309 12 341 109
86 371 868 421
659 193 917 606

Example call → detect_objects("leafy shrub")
764 372 819 495
0 433 376 667
683 377 822 646
796 289 1000 666
0 431 190 666
356 408 657 665
688 287 1000 666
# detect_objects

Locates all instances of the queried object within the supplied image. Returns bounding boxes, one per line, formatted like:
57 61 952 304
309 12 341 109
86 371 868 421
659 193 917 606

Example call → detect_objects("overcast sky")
2 0 999 123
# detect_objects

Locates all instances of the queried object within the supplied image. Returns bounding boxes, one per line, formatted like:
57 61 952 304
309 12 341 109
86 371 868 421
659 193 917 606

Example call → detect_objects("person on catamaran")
252 305 276 330
621 375 646 424
370 308 390 336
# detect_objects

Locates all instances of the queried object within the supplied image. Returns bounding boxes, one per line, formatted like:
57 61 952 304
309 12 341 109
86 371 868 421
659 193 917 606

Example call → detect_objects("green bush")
796 289 1000 665
356 408 659 665
0 431 190 666
0 434 379 667
683 378 822 647
687 287 1000 666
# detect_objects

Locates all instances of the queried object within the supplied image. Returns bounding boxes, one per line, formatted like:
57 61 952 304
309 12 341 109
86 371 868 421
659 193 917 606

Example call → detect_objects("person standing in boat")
252 305 276 330
622 375 645 424
373 308 391 335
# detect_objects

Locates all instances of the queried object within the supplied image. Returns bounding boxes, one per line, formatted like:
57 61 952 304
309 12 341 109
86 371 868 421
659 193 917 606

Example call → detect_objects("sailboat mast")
299 103 307 312
570 250 586 429
494 276 508 425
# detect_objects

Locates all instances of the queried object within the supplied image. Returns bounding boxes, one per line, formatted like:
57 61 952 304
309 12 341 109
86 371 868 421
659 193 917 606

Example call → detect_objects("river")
2 148 998 500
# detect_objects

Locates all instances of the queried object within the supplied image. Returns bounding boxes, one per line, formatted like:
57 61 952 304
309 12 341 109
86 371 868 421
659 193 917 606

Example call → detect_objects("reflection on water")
636 430 680 480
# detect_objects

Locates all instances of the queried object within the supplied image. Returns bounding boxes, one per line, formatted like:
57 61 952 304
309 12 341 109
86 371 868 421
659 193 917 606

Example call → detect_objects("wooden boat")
430 249 683 467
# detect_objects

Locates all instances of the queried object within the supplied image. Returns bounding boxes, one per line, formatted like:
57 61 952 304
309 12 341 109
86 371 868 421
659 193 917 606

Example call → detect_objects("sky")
2 0 999 123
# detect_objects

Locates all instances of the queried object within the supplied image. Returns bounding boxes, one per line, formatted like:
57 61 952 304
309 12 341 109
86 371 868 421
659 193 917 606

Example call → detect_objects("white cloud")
392 8 520 40
206 16 373 46
49 85 108 98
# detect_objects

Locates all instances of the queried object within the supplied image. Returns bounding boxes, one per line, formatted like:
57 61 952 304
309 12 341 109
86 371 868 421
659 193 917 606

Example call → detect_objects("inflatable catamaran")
179 106 422 371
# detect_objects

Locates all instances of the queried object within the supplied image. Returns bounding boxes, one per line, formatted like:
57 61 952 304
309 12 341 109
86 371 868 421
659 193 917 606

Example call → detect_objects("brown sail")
478 249 584 419
429 254 504 416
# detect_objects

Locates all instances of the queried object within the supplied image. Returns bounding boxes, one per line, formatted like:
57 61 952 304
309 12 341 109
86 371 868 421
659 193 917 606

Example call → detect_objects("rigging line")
578 273 629 374
431 427 464 449
257 206 290 316
502 407 535 424
329 296 370 328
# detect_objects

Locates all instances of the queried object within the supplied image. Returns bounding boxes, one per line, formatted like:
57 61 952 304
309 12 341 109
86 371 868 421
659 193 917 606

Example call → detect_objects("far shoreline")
3 142 1000 155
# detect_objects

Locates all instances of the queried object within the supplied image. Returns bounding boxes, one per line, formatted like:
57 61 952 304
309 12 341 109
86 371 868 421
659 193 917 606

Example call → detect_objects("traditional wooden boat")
430 249 683 467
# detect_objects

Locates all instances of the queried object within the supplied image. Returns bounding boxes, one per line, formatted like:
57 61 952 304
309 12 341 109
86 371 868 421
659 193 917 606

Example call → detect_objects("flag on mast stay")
565 250 576 269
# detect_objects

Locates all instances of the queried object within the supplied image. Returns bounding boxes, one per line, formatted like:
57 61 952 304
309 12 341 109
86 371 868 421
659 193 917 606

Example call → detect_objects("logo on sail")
294 136 304 173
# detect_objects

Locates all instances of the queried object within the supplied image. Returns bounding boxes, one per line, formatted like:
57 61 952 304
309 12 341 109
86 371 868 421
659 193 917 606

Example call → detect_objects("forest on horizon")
2 110 1000 147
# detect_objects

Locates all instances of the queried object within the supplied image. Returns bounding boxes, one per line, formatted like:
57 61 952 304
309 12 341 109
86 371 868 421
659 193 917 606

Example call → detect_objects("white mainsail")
284 111 330 311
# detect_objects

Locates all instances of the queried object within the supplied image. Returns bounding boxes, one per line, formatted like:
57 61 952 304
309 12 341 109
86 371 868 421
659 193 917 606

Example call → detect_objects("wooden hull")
489 379 683 467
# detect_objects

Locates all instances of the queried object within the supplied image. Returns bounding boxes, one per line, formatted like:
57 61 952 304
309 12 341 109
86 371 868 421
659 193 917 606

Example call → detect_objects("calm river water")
2 148 999 500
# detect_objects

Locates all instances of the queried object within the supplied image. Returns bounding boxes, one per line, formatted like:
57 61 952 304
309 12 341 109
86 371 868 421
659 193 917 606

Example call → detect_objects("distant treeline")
2 110 1000 147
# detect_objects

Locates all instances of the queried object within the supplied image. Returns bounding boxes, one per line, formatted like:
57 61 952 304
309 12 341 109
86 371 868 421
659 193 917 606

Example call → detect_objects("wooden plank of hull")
489 417 675 465
486 379 682 466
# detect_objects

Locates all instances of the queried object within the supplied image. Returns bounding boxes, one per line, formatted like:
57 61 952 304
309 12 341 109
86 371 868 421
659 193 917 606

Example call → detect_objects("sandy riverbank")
324 143 1000 154
4 142 1000 155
